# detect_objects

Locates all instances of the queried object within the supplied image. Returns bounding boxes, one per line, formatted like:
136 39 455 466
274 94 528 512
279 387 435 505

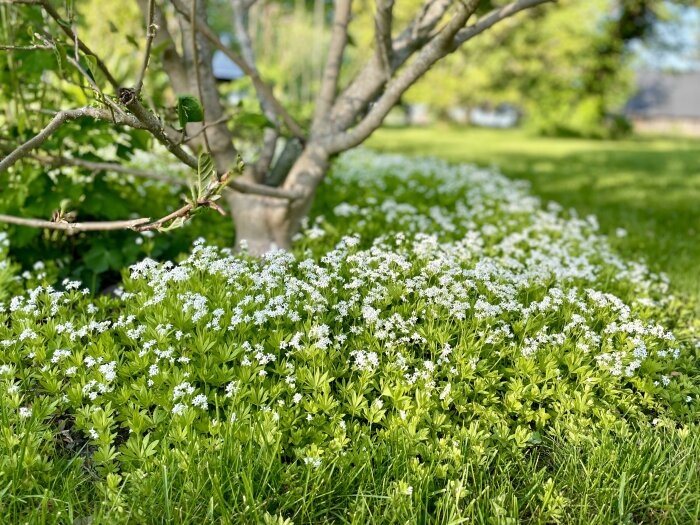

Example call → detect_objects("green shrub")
0 151 698 523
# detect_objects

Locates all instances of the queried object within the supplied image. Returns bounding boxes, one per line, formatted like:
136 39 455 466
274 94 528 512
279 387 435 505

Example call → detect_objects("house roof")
212 51 244 81
625 70 700 119
212 34 245 81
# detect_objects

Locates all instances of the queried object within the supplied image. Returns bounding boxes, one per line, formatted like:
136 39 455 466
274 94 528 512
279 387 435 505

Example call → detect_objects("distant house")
469 105 520 128
212 34 245 82
625 71 700 136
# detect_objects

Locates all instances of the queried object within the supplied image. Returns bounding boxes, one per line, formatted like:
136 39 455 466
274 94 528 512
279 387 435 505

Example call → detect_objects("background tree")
1 0 556 257
404 0 700 136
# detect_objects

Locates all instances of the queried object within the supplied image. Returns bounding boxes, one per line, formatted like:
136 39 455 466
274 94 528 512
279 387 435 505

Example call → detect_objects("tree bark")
228 143 329 254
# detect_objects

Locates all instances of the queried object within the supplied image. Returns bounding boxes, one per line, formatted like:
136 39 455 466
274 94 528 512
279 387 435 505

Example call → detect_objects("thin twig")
32 154 187 186
228 178 300 200
178 116 229 145
0 214 151 231
312 0 352 132
65 54 126 119
231 0 277 128
190 0 212 158
0 44 52 51
0 107 147 172
135 0 157 95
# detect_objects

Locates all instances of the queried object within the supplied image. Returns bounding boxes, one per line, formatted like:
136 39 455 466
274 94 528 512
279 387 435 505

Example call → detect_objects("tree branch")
0 214 151 232
326 0 555 152
169 0 305 140
0 44 52 51
136 0 190 94
312 0 352 133
228 178 301 200
374 0 395 81
118 88 199 170
453 0 555 47
135 0 157 96
32 154 187 186
33 152 300 200
231 0 277 127
0 108 147 172
327 0 479 153
190 0 213 158
328 0 452 132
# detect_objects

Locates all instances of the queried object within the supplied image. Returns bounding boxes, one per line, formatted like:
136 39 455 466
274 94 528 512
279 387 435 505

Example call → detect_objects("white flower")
192 394 208 409
19 407 32 418
303 457 322 468
293 393 303 404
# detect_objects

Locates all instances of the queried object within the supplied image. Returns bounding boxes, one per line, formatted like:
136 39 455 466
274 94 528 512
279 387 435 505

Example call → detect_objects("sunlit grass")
369 126 700 306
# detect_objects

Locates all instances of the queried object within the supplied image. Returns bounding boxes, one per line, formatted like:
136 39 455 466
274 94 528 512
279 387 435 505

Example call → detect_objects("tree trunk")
227 144 329 255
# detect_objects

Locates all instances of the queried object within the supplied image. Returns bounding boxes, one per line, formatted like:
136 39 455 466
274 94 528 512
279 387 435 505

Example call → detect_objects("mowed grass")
369 126 700 307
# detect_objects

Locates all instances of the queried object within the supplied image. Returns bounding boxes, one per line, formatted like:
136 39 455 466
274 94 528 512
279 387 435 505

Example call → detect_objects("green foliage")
0 151 698 523
176 95 205 128
405 0 635 138
0 232 18 301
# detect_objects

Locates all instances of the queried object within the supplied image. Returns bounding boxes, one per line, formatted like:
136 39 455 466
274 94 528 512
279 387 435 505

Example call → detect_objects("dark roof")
625 70 700 119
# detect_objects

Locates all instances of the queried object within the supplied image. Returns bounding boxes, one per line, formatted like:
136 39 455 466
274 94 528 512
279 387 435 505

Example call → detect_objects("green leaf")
177 95 204 128
235 112 272 130
191 153 215 202
528 431 542 445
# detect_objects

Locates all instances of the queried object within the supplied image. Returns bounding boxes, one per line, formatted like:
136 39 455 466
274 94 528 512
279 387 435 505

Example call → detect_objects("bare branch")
0 172 231 233
0 44 52 51
327 0 554 152
327 1 479 153
32 154 186 186
228 178 301 200
312 0 352 133
136 0 190 94
329 0 452 132
34 152 300 200
63 53 127 119
231 0 277 127
190 0 213 158
135 0 157 96
0 214 151 232
453 0 555 47
0 108 147 172
374 0 395 81
169 0 305 140
178 116 230 145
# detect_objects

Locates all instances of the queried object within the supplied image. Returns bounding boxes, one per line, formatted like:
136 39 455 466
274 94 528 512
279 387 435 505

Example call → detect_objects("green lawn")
369 126 700 307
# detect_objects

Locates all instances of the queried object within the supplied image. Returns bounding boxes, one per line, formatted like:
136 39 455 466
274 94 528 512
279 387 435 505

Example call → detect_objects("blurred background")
1 0 699 301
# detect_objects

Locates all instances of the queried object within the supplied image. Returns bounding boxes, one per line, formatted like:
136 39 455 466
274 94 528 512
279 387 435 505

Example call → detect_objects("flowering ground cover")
370 127 700 308
1 151 699 524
